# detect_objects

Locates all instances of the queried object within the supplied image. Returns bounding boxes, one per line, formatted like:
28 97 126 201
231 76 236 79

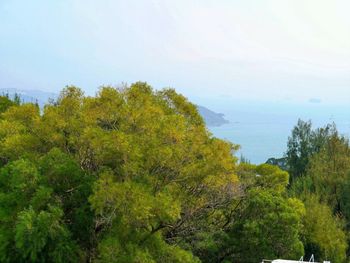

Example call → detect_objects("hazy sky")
1 0 350 104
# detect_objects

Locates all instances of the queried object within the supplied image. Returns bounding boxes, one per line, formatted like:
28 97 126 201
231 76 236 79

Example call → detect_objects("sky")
1 0 350 106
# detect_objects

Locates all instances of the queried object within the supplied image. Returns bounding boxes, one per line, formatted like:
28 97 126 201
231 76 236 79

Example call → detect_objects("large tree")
286 120 335 179
0 83 239 262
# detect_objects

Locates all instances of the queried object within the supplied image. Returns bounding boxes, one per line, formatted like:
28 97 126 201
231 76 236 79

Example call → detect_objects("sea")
202 99 350 164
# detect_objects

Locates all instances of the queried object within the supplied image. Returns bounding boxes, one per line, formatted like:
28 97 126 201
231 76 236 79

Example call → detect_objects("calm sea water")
205 100 350 164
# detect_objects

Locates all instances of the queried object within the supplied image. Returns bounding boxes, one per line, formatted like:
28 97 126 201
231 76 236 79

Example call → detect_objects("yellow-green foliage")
303 195 347 263
2 83 344 263
0 83 239 262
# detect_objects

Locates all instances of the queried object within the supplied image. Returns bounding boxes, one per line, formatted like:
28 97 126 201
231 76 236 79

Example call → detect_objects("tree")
0 159 80 262
85 83 238 262
187 164 305 263
0 82 239 262
226 164 304 263
302 195 347 263
286 120 335 180
288 124 350 263
307 134 350 212
0 95 16 114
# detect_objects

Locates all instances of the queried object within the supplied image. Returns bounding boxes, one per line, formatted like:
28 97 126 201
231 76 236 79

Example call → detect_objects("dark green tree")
286 119 335 179
0 96 16 114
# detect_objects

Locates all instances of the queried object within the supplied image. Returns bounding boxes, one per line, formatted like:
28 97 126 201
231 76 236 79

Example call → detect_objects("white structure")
271 261 329 263
272 261 319 263
261 255 330 263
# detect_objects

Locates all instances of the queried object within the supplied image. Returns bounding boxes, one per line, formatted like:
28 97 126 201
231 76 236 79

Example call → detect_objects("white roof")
272 260 320 263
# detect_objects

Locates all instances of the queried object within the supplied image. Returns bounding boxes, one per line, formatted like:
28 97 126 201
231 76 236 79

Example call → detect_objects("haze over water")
202 99 350 164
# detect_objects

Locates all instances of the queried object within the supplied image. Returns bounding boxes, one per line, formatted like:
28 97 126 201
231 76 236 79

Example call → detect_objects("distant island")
197 105 229 127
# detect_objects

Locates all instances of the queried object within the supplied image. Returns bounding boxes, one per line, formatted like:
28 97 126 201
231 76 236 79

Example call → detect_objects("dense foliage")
0 84 349 262
287 120 349 262
0 83 238 262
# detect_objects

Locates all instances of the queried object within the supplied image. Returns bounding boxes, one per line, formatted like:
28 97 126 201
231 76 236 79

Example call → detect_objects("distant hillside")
0 88 228 127
265 157 288 171
197 105 229 127
0 88 56 107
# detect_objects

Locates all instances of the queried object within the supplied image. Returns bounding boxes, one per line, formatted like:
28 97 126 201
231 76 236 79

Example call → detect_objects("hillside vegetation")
0 82 348 262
